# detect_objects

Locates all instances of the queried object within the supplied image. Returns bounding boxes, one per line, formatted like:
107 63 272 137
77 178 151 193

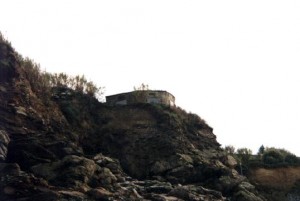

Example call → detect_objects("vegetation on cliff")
225 145 300 171
223 145 300 201
1 31 103 100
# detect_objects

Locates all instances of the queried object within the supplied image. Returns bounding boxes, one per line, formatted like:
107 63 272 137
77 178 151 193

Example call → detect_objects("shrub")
0 32 11 45
258 145 265 155
21 58 49 94
0 32 4 42
0 32 104 100
236 148 252 165
19 58 104 100
285 153 299 164
262 149 284 165
224 145 235 155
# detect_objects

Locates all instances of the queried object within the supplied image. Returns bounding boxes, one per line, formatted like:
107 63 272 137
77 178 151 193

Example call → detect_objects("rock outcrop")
248 167 300 201
0 35 266 200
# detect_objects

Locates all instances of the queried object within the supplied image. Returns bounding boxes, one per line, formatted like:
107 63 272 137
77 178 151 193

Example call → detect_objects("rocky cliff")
0 35 266 200
248 167 300 201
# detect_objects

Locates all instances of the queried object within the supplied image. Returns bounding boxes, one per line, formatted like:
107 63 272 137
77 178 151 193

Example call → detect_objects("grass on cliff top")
0 31 104 101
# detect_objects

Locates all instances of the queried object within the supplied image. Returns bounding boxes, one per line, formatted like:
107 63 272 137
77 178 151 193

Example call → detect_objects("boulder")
88 187 113 200
233 190 265 201
169 185 225 201
14 106 27 116
94 153 123 175
0 163 20 176
232 182 265 201
31 155 99 188
223 155 238 168
98 167 118 186
0 170 56 201
144 180 173 194
58 190 87 201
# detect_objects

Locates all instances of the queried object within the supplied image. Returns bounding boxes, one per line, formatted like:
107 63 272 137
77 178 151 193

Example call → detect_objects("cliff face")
248 167 300 201
249 167 300 189
0 36 266 200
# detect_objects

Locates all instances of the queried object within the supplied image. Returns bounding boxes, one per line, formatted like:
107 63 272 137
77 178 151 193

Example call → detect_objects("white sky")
1 0 300 155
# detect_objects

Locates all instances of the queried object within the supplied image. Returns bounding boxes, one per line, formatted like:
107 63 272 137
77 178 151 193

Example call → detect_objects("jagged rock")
14 105 27 116
0 130 9 161
238 182 256 192
77 103 221 180
151 160 173 175
150 153 194 178
166 165 196 184
44 141 84 159
145 183 173 194
88 187 113 200
7 137 57 169
31 155 99 188
233 190 265 201
98 167 118 186
0 171 56 201
0 85 7 92
222 155 238 168
0 163 20 176
94 153 123 175
232 182 265 201
145 194 184 201
169 185 225 201
58 190 87 201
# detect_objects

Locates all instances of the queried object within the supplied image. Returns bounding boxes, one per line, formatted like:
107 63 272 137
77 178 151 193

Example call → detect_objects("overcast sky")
1 0 300 155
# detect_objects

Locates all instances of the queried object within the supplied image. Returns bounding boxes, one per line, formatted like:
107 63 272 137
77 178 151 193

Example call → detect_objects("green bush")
258 145 265 155
224 145 235 155
262 149 284 165
0 32 104 100
19 58 104 100
236 148 252 165
285 153 299 164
